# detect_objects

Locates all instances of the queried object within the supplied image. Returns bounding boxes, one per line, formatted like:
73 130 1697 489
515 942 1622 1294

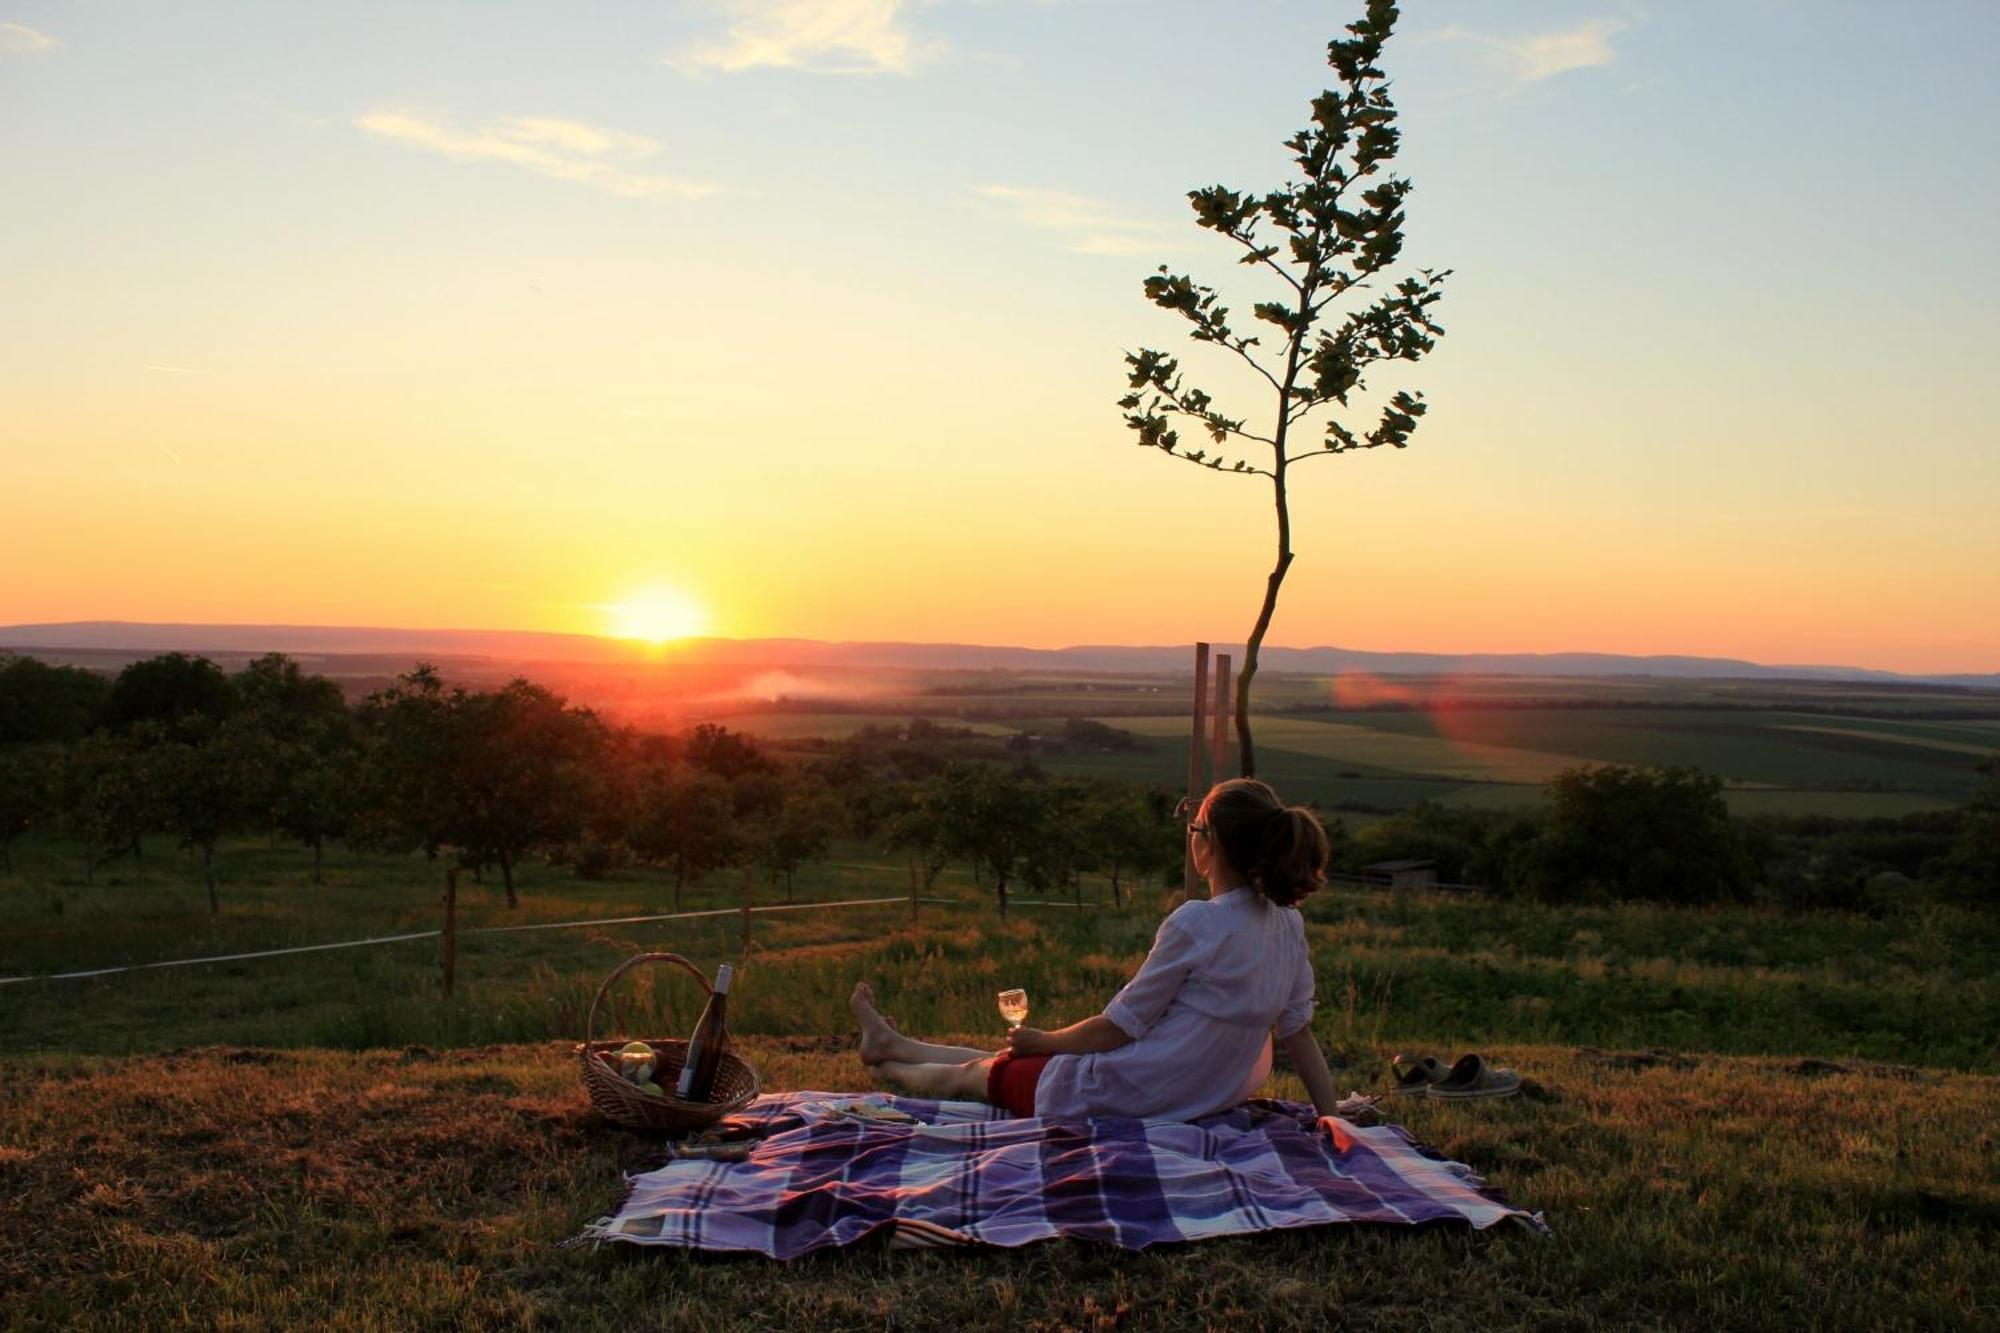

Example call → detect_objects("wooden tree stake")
1211 653 1234 782
1184 642 1210 893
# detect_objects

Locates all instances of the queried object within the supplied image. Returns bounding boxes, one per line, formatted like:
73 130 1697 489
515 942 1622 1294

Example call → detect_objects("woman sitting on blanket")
853 778 1344 1121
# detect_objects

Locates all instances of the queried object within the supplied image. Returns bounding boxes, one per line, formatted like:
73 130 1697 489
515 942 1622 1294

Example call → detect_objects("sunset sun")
607 588 707 644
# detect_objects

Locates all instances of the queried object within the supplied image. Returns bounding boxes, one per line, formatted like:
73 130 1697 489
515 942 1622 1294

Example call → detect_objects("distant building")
1362 859 1438 890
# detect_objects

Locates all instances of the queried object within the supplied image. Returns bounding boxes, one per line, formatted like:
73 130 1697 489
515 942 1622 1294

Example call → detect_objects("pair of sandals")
1391 1052 1523 1100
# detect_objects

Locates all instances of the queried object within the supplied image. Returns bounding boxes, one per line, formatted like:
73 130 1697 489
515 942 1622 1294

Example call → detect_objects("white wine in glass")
997 988 1029 1031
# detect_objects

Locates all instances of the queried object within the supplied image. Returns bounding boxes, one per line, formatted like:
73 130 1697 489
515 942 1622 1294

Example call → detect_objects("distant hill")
2 620 1995 689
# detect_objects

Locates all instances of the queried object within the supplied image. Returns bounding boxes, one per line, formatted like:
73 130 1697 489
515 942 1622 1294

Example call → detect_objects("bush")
1508 764 1753 905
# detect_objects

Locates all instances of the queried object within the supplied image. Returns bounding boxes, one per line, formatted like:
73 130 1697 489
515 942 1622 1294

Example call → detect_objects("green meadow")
2 838 1997 1329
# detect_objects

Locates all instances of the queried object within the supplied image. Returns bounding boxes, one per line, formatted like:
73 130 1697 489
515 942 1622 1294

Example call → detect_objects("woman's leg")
852 982 990 1065
870 1055 995 1101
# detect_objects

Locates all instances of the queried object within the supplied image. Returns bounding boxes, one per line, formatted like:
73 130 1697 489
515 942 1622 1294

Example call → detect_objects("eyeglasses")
1187 823 1211 839
1172 795 1197 823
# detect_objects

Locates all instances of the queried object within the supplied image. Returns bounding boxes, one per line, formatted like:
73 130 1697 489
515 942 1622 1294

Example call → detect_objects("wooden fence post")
1211 653 1233 781
908 860 919 929
440 866 458 997
739 864 755 970
1184 642 1210 894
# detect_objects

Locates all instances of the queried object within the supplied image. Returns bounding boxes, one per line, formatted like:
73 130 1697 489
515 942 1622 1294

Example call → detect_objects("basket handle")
584 952 714 1047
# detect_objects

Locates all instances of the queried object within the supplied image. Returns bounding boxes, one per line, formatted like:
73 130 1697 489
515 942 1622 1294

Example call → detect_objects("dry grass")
3 1039 1994 1331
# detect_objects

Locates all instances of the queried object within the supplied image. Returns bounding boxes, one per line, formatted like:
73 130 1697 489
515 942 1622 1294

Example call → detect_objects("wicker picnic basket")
578 952 759 1133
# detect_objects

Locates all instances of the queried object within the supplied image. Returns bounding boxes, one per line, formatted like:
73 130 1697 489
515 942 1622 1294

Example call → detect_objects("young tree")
1120 0 1447 776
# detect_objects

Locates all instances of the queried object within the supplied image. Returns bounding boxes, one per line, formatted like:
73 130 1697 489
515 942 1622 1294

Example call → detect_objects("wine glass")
997 988 1029 1031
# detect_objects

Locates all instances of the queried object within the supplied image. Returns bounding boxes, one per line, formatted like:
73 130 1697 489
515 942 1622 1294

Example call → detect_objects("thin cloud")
674 0 935 75
973 185 1183 257
353 110 713 199
1440 18 1624 83
0 21 59 54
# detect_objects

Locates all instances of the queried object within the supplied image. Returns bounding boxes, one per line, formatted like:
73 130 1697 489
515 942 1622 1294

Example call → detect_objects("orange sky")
3 3 1996 675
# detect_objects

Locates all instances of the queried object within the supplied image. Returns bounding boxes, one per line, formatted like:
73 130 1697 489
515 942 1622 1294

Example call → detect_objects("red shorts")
985 1052 1050 1117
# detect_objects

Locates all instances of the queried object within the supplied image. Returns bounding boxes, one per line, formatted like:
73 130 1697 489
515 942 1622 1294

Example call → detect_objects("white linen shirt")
1033 886 1316 1121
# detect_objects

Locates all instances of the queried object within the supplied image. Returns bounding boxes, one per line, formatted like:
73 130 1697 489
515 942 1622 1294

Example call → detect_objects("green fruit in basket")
619 1041 654 1058
637 1080 666 1098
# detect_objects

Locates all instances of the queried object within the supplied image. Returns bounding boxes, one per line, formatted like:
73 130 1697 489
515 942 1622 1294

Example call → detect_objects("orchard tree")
149 722 255 915
0 654 109 743
55 733 155 883
354 665 463 860
629 765 742 911
449 680 603 908
1120 0 1448 776
100 652 237 735
1087 785 1181 907
0 747 52 871
760 774 844 902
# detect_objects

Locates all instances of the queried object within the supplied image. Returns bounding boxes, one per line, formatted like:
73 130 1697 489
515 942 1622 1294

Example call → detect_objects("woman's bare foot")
851 982 901 1066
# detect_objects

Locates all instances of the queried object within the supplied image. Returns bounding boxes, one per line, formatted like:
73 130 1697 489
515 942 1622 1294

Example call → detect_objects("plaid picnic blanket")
574 1092 1547 1256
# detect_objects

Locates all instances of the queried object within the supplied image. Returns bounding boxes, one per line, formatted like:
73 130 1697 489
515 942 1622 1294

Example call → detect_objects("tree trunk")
996 875 1009 918
499 850 518 908
1110 865 1122 908
203 844 218 915
1236 487 1296 777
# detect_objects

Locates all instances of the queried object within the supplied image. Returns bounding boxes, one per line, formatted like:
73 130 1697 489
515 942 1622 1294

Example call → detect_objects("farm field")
725 677 1999 817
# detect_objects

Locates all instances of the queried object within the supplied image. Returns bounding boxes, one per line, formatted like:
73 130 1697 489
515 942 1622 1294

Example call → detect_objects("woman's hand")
1007 1026 1052 1056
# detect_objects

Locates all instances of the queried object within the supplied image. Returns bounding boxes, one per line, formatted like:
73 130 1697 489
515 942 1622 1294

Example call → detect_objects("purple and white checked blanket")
576 1092 1546 1255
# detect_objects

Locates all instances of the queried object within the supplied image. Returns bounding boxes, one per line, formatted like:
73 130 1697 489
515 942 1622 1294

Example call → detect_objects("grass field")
4 840 1996 1071
3 1040 1995 1329
4 840 1998 1328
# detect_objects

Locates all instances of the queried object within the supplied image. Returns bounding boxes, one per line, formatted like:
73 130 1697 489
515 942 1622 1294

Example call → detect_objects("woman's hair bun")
1200 778 1329 907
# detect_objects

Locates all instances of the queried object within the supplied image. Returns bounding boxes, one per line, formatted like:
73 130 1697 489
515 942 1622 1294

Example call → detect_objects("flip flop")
1427 1053 1522 1100
1389 1053 1450 1096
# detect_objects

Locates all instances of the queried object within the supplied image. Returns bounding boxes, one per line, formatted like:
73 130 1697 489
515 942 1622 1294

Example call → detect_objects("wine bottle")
675 962 734 1101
